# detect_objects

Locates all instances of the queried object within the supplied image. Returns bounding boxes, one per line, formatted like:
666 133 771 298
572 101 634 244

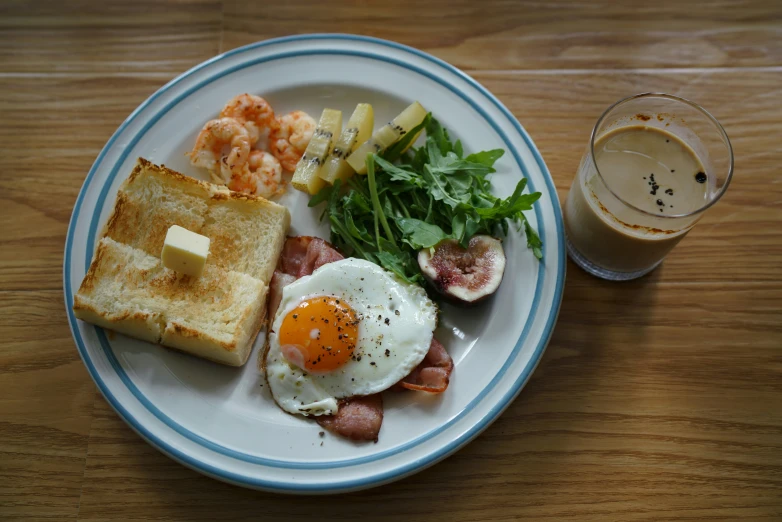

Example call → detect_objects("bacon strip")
397 338 454 393
268 270 296 322
268 236 344 320
317 394 383 443
306 238 345 274
278 236 310 276
278 236 344 279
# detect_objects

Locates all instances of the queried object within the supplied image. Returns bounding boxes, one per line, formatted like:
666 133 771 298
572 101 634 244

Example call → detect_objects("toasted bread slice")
75 238 266 366
103 158 290 281
74 238 166 343
74 158 290 366
103 160 211 257
203 193 290 284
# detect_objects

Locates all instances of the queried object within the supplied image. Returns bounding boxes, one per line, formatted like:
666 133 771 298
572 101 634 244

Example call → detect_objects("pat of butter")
161 225 210 277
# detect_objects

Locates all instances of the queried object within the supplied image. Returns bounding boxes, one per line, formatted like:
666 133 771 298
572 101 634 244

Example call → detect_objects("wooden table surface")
2 1 781 520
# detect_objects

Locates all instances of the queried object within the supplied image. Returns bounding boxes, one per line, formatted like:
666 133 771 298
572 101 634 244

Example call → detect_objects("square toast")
73 158 291 366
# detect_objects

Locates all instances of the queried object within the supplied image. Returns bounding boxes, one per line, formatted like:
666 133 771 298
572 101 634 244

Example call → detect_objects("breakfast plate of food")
64 34 566 493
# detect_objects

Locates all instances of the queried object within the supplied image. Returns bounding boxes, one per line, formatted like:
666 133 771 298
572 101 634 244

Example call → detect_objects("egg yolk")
278 296 359 373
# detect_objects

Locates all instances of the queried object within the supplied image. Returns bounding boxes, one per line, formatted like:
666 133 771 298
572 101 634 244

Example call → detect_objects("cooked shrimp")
219 94 278 146
227 150 283 199
188 118 251 178
269 110 316 171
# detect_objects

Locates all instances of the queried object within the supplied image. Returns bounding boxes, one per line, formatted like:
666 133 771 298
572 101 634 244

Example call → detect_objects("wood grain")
222 0 782 70
0 0 222 74
0 291 96 520
1 1 781 520
0 76 177 291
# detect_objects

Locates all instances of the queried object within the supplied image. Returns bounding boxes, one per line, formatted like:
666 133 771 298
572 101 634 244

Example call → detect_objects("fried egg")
265 258 437 416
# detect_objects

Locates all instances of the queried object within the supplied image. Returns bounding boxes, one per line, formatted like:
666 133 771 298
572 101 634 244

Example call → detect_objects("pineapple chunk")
291 108 342 195
320 103 374 184
346 101 427 174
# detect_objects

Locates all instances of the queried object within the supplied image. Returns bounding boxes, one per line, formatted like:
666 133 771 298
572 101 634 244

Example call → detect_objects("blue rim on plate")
63 34 566 493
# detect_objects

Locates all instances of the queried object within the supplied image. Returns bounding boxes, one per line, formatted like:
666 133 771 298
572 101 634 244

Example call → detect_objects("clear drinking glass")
564 93 734 280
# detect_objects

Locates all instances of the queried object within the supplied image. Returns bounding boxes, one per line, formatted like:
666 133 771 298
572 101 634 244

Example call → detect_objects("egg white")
265 258 437 416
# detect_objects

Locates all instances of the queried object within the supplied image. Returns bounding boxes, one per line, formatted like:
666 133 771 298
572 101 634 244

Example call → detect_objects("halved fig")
418 235 506 305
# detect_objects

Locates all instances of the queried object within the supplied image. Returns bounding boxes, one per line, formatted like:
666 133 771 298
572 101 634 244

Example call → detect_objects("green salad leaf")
397 218 449 249
309 114 543 283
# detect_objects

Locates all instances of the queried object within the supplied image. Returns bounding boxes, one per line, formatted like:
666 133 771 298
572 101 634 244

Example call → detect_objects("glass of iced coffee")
564 93 734 280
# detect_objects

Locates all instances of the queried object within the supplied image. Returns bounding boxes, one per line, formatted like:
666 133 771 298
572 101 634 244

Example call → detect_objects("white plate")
64 34 566 493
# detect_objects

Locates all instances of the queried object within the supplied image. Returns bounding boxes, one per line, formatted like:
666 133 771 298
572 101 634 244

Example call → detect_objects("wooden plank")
75 282 782 520
0 291 96 520
0 76 170 291
221 0 782 70
0 0 222 74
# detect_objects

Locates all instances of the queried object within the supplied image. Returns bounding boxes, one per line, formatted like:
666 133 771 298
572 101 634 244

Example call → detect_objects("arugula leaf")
375 251 417 283
499 218 509 237
330 214 366 258
471 192 497 209
347 175 369 198
422 144 501 178
343 190 372 213
422 165 471 208
366 154 397 248
464 149 504 168
462 214 481 247
454 139 464 158
446 173 473 195
451 213 466 243
426 138 444 169
411 144 428 171
373 156 423 186
524 219 543 260
426 117 452 157
474 179 541 219
396 218 449 249
423 192 434 222
309 183 333 207
328 178 344 209
344 210 373 244
390 193 411 218
432 160 493 177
